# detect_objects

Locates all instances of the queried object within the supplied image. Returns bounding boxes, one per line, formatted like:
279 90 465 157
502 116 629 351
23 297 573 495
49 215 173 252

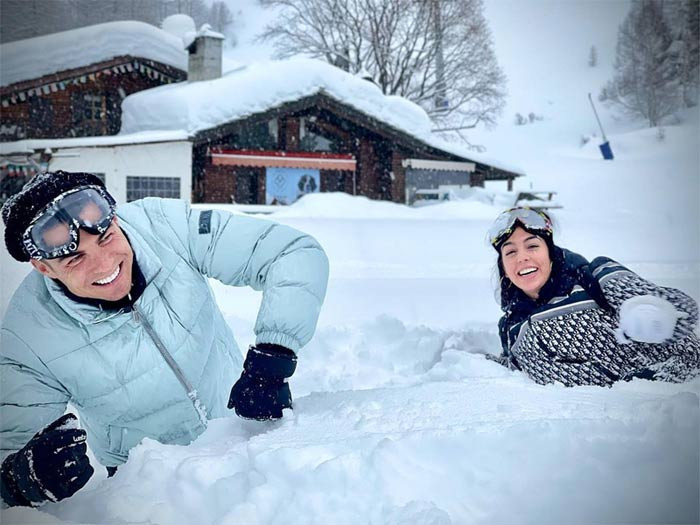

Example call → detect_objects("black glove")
228 344 297 420
0 414 94 507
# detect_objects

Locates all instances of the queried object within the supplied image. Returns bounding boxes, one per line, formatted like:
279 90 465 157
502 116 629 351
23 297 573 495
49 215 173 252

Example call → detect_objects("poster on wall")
265 167 320 205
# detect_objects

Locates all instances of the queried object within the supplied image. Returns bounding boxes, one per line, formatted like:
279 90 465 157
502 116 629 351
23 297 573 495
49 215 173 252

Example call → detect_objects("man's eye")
66 254 83 267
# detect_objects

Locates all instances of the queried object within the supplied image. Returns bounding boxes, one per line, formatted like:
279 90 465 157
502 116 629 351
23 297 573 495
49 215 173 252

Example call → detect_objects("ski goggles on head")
488 207 553 248
22 185 117 260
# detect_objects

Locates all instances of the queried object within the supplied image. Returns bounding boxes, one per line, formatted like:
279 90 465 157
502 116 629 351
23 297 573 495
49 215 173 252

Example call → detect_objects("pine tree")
209 1 234 35
603 0 680 127
666 0 699 107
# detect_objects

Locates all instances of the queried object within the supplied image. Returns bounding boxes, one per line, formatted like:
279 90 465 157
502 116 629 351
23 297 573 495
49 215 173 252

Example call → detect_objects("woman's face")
500 226 552 299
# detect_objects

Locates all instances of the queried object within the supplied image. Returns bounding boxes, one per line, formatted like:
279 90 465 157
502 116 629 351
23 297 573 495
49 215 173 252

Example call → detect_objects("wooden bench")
515 190 562 210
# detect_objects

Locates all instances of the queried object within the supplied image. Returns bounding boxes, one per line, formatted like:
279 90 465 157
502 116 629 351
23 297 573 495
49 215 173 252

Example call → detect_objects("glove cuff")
243 344 297 379
0 453 32 508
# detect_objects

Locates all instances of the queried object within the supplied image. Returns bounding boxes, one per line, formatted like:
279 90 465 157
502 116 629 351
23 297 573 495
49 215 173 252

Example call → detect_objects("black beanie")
1 171 109 262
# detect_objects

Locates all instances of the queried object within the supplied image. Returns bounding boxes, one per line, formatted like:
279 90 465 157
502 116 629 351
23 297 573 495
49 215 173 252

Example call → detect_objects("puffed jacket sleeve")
143 199 329 353
588 257 699 342
0 329 70 464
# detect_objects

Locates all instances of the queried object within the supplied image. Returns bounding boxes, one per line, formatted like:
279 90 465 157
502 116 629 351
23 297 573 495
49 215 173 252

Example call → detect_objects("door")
234 168 259 204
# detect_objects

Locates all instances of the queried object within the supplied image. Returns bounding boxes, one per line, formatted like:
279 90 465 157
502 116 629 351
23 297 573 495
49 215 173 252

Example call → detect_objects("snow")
253 192 499 221
0 21 187 88
192 24 226 41
184 23 226 50
2 1 699 523
221 0 283 63
6 379 694 525
120 58 423 136
161 14 197 42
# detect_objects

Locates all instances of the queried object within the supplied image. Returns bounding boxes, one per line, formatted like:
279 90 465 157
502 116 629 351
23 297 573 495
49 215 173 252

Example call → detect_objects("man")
0 171 329 507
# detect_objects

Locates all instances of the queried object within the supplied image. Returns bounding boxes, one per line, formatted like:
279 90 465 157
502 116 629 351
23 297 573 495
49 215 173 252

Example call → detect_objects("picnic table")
515 190 562 210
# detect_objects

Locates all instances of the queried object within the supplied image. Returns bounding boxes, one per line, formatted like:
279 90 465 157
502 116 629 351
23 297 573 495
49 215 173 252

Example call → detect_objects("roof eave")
0 55 186 95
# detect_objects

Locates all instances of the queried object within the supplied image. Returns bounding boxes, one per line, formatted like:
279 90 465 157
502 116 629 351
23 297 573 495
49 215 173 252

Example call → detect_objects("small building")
120 57 523 205
0 21 187 141
0 132 192 205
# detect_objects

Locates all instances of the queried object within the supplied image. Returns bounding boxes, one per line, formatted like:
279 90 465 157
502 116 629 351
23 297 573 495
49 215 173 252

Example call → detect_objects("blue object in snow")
599 141 614 160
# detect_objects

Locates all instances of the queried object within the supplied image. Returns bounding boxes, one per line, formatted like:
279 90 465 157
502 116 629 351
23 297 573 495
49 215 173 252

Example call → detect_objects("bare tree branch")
260 0 506 128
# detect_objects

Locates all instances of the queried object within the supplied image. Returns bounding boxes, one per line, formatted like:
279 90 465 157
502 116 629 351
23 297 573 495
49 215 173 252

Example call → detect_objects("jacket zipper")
132 303 208 428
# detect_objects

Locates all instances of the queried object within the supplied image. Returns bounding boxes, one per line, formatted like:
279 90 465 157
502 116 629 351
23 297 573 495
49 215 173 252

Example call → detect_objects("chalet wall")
201 162 269 204
320 170 354 194
280 116 300 151
357 136 377 199
471 171 486 187
204 164 236 203
391 149 406 203
47 141 192 204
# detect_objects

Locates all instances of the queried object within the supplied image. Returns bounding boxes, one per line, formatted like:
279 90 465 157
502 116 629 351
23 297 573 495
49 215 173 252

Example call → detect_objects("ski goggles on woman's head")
488 207 553 248
22 185 116 260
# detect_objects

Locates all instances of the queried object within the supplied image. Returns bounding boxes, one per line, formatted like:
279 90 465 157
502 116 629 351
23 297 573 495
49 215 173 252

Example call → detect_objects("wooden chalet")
192 92 521 205
0 23 186 142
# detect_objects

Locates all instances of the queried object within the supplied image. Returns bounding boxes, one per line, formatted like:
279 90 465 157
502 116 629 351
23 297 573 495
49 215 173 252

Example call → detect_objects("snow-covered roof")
0 21 187 88
120 58 524 175
0 130 189 155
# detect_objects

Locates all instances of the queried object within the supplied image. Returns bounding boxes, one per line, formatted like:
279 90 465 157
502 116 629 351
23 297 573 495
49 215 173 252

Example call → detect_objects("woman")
489 207 699 386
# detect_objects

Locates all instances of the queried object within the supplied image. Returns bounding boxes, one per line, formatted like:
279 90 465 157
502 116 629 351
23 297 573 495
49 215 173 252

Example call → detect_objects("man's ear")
30 259 58 279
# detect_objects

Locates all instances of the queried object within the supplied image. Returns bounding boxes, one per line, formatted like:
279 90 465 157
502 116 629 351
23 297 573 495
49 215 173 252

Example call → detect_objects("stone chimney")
186 24 224 82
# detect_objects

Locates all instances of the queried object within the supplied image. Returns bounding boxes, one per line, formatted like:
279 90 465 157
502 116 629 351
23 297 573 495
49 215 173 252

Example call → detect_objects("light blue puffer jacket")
0 198 329 467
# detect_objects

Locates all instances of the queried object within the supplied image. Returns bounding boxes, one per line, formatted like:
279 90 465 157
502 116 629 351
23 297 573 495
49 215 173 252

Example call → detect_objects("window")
126 176 181 202
83 94 104 121
299 117 338 153
232 121 277 149
71 92 106 136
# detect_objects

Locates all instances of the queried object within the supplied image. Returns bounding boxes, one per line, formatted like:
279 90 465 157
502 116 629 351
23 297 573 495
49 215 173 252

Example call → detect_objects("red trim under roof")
210 149 356 171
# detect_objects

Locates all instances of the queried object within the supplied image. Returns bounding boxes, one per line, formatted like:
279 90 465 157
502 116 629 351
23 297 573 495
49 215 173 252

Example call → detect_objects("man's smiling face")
31 217 134 301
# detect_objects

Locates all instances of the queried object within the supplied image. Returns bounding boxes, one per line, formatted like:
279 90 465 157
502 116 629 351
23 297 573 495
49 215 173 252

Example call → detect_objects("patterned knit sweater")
497 248 700 386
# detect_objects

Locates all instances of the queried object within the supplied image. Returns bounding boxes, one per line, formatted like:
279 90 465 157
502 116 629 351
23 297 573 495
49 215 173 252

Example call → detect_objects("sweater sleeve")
147 199 329 353
589 257 698 341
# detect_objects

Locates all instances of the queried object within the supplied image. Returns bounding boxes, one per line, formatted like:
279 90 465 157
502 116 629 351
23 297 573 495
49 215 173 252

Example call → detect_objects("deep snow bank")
8 375 699 525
